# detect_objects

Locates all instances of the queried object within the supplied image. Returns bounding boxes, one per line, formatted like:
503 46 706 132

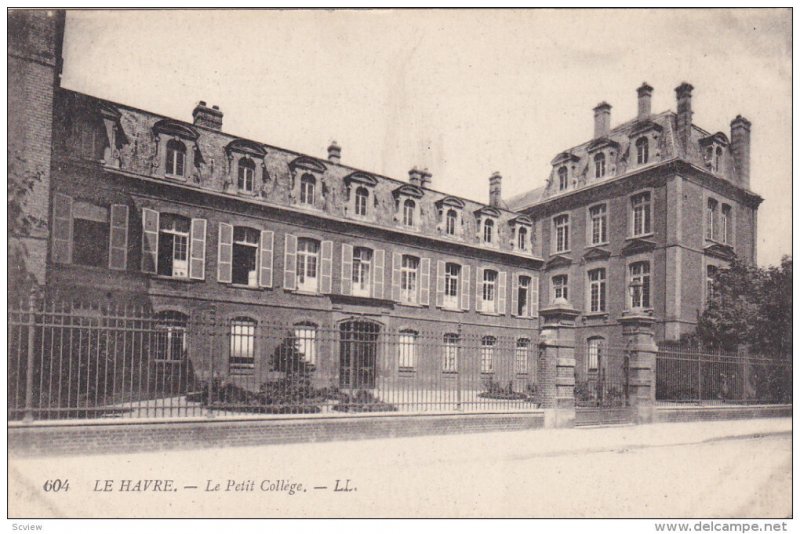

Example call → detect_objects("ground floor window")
398 330 417 370
230 317 256 373
515 338 530 374
294 324 317 366
153 311 188 362
442 333 459 372
480 336 495 373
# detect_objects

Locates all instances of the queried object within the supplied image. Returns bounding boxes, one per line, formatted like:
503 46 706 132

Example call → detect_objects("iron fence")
8 301 541 421
656 346 792 406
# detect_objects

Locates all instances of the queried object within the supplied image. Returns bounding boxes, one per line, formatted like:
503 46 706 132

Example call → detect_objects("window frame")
400 254 419 304
352 246 373 298
299 174 316 206
635 137 649 165
482 218 495 245
354 186 370 218
445 209 458 236
293 323 318 367
587 267 607 313
587 337 604 373
587 203 608 246
553 213 570 253
237 157 256 194
231 226 260 287
628 261 651 310
515 338 530 375
402 199 416 227
296 237 320 293
481 269 498 313
629 190 653 238
157 213 191 279
397 329 418 370
229 317 257 374
443 262 461 309
165 139 187 178
558 166 568 191
594 152 606 179
551 274 569 303
480 336 496 374
442 333 459 373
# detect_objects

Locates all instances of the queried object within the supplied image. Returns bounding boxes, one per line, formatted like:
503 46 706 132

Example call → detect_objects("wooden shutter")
510 273 520 317
460 265 471 311
475 267 484 313
373 249 385 299
435 260 446 307
283 234 297 290
391 252 402 302
140 208 159 273
189 218 207 280
259 230 274 288
108 204 128 270
530 273 540 317
498 271 508 315
216 222 233 283
419 257 431 306
341 244 353 295
320 240 333 293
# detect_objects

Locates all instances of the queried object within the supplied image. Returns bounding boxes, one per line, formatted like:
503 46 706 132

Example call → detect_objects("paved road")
8 418 791 518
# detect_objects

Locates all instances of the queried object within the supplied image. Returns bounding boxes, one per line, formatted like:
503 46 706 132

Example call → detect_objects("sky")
60 9 792 266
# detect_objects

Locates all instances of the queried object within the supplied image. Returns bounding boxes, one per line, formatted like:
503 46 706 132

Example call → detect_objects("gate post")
537 299 579 428
619 311 658 424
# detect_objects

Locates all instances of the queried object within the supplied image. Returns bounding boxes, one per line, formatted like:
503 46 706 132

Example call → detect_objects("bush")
332 390 398 413
478 379 536 401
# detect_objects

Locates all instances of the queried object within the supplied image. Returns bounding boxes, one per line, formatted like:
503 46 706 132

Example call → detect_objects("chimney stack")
327 140 341 164
192 101 223 131
420 168 432 189
730 115 752 189
593 102 612 139
408 166 422 187
489 171 502 208
675 82 694 156
637 82 653 120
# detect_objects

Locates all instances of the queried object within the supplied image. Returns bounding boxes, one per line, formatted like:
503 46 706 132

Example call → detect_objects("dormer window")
483 219 494 244
594 152 606 179
715 147 723 172
289 156 327 209
700 132 729 174
393 184 424 230
558 166 568 191
344 172 378 220
237 157 255 193
166 140 186 178
300 174 316 205
446 209 458 235
509 215 533 254
436 196 465 239
517 227 528 251
403 199 415 227
355 187 369 217
636 137 649 165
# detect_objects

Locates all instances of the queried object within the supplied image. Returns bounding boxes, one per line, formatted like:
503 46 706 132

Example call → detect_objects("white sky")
60 8 791 266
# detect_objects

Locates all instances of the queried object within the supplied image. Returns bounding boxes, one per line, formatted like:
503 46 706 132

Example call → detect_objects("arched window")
587 337 604 372
154 311 188 362
558 166 568 191
232 226 260 286
517 227 528 251
238 157 255 193
354 187 369 217
714 147 723 172
300 174 316 205
515 338 530 374
296 238 320 292
636 137 649 165
166 140 187 177
483 219 494 244
403 199 415 227
230 317 256 373
594 152 606 179
480 336 496 374
398 329 418 370
158 213 191 278
446 209 458 236
442 333 459 372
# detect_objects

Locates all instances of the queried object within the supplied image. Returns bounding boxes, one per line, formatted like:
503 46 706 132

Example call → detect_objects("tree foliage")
8 155 46 301
695 256 792 355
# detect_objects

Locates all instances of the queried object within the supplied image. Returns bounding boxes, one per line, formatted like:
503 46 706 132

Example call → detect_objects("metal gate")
574 350 635 426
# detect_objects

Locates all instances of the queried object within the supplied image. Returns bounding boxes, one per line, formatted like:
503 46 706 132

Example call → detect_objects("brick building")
8 10 761 403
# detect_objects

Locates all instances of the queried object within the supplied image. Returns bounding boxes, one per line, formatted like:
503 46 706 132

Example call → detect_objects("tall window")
445 209 458 236
442 333 459 372
706 198 718 240
558 166 568 191
300 174 316 205
594 152 606 178
631 192 652 236
444 262 461 308
517 275 531 316
706 265 718 300
483 219 494 244
398 330 417 369
715 147 723 172
294 323 317 366
352 247 372 297
232 226 259 286
588 268 607 313
153 311 188 362
400 255 419 304
403 199 415 227
636 137 649 165
157 213 190 278
230 317 256 373
552 274 568 302
721 204 732 245
480 336 496 374
587 337 603 372
629 262 651 309
482 269 498 313
515 338 530 374
517 227 528 251
165 139 186 177
554 214 570 252
589 204 607 245
77 119 106 160
296 238 320 292
72 200 109 268
238 157 255 193
354 187 369 217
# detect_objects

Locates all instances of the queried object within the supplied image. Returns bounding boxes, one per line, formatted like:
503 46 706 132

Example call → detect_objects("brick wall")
654 404 791 424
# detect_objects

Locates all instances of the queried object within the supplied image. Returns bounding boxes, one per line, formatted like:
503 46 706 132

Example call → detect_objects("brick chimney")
489 171 502 207
593 102 612 139
675 82 694 157
327 140 341 164
730 115 751 189
420 168 432 189
637 82 653 120
408 167 422 187
192 101 223 131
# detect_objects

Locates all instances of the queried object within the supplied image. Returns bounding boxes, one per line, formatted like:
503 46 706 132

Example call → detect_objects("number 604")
43 479 69 492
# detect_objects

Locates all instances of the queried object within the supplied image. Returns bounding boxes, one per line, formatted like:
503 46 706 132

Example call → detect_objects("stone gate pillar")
537 299 579 428
619 311 658 423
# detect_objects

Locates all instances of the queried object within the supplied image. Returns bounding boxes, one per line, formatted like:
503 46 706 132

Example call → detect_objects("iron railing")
8 300 541 421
